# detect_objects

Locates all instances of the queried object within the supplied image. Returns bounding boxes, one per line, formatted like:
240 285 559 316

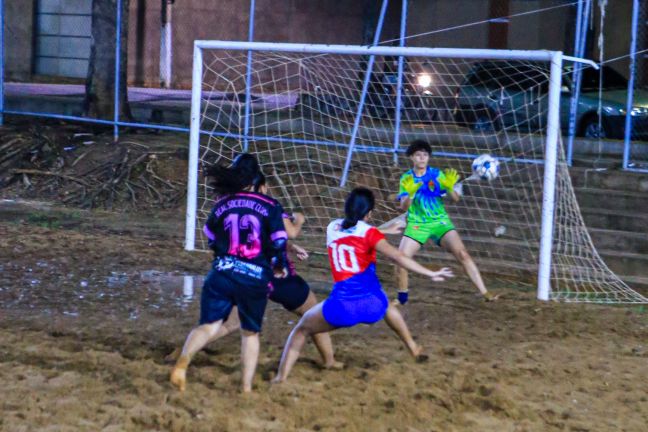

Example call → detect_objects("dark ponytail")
206 153 261 195
341 187 375 230
253 172 266 193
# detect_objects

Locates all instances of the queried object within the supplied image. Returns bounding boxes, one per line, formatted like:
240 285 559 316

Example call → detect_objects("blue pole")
565 0 583 164
4 110 550 166
623 0 639 169
113 0 122 142
573 0 584 61
392 0 408 165
566 0 589 165
0 0 4 126
340 0 389 187
243 0 256 152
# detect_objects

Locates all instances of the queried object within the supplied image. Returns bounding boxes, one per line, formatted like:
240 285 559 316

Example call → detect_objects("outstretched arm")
288 242 309 260
439 169 461 203
283 212 305 239
447 189 460 203
378 216 406 235
397 173 421 211
375 239 453 281
398 196 412 211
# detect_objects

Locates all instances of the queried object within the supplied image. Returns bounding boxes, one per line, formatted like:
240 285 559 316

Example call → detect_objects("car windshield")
468 63 628 93
577 66 628 91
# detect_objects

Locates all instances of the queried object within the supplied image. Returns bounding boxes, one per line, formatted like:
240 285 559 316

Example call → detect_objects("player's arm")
375 239 453 282
269 206 290 278
439 169 461 203
378 216 406 235
203 210 218 246
283 212 305 239
288 242 309 260
397 173 420 211
398 195 412 211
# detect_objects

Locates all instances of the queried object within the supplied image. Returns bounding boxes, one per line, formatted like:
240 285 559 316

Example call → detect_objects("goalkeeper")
395 140 497 302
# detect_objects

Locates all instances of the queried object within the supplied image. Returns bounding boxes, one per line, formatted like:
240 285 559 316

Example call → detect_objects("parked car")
453 61 648 138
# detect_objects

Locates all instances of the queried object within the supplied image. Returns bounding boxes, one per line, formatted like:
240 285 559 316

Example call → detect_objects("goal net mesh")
191 47 646 304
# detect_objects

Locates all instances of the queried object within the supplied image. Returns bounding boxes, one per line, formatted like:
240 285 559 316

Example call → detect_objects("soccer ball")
472 154 500 181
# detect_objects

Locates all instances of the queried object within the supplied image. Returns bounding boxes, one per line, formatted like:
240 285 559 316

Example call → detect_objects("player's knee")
295 316 319 336
201 322 221 338
240 329 258 337
455 248 471 263
292 322 311 338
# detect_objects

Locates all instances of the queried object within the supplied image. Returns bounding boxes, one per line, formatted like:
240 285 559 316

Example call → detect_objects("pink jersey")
326 219 385 284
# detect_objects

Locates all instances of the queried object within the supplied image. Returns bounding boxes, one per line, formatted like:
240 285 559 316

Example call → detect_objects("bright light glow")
417 73 432 88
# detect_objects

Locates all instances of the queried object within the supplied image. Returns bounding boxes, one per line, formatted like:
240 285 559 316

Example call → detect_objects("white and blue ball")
472 154 500 181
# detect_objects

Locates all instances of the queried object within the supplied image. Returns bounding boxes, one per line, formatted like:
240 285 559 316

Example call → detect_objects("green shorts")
404 219 455 246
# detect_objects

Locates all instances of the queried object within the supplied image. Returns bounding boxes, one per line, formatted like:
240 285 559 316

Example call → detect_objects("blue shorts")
269 275 310 312
200 268 270 333
322 287 389 328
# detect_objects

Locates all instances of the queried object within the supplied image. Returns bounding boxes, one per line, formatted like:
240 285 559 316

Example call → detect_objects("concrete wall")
128 0 162 87
4 0 34 81
508 0 570 52
592 1 633 79
166 0 366 88
406 0 489 49
2 0 641 87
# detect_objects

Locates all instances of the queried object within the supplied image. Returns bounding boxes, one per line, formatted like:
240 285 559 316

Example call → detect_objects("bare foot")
322 360 345 370
415 354 429 363
271 375 285 385
170 366 187 392
410 344 428 362
170 355 190 392
484 292 503 302
241 385 253 393
164 347 181 363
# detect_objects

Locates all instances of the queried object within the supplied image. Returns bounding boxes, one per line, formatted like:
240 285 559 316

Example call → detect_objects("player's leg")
396 234 422 296
271 275 341 369
234 283 270 392
274 302 337 383
382 303 425 359
170 270 235 391
294 291 342 369
170 320 225 391
440 230 488 296
165 308 240 363
240 329 260 393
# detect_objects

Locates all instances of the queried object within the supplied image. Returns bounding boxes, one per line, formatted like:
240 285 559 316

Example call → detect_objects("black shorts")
200 268 270 333
269 274 310 312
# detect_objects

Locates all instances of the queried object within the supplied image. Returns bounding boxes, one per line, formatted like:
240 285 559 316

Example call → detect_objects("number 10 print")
330 242 360 273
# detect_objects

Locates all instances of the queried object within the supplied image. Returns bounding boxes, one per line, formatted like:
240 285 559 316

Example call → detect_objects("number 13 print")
224 214 262 259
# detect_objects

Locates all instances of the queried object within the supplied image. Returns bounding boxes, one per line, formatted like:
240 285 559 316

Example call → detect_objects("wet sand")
1 201 647 431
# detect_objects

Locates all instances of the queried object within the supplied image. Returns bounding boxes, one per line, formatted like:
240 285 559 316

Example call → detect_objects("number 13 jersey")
326 219 385 293
204 192 288 274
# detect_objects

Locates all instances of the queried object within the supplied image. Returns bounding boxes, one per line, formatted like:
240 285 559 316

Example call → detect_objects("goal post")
537 52 563 301
184 40 647 305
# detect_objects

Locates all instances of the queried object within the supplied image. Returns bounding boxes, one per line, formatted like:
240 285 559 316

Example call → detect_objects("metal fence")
1 0 647 173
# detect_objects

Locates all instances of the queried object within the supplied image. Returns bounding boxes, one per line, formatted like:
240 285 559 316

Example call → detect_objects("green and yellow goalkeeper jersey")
397 167 450 225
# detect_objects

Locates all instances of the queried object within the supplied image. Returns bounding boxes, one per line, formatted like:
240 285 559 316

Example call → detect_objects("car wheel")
472 108 500 132
581 117 609 139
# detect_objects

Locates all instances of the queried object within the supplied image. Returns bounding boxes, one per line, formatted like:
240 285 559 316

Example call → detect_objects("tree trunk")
84 0 132 120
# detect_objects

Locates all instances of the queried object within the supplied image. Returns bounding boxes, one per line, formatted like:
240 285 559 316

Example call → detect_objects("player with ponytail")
273 187 453 383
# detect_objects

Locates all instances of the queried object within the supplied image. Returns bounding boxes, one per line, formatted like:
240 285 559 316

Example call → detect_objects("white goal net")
185 41 647 304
